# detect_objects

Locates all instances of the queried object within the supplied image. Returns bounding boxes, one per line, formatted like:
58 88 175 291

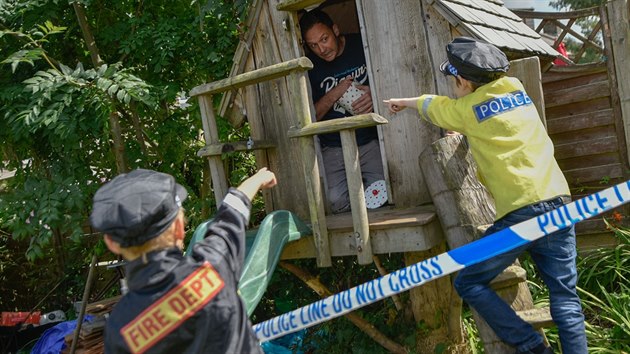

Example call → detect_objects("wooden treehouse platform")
280 205 442 260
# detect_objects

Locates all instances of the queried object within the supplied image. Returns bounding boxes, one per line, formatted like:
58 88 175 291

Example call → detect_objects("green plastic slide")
185 210 311 316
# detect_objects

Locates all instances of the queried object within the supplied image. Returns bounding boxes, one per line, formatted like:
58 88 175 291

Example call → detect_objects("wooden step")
517 307 555 329
490 265 527 290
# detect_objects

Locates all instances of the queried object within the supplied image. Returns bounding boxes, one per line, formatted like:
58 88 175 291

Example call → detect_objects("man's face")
304 23 341 62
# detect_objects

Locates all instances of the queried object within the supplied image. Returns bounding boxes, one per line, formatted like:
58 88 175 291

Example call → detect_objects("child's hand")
253 168 277 189
383 99 408 114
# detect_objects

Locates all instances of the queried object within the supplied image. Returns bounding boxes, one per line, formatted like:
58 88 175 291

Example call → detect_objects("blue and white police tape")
253 180 630 342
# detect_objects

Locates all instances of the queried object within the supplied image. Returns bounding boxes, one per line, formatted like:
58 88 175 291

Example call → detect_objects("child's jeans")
454 196 588 354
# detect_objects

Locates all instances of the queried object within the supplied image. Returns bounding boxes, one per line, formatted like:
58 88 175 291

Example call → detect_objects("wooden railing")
512 6 605 65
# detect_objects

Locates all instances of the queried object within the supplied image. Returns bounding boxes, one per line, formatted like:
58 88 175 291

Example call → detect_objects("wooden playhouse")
189 0 630 352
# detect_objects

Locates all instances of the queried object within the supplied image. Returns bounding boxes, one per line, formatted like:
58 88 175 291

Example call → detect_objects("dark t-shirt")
307 33 378 147
104 188 263 354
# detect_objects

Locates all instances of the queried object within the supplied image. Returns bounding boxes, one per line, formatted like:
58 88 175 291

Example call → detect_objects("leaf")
96 78 112 91
116 89 125 102
107 84 119 95
59 63 72 75
97 64 108 76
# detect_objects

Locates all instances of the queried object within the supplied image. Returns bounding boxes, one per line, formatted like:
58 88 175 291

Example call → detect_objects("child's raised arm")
236 167 277 201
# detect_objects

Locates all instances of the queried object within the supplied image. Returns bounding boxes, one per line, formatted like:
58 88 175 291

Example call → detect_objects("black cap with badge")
439 37 510 84
90 169 188 247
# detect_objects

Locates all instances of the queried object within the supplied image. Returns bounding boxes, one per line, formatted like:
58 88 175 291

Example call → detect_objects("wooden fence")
516 1 630 248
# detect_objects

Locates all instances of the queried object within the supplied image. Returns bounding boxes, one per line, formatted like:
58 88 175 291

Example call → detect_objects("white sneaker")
364 180 388 209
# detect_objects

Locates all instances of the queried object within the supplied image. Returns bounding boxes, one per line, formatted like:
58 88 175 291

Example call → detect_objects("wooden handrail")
189 57 313 97
512 7 599 20
287 113 388 138
197 140 276 157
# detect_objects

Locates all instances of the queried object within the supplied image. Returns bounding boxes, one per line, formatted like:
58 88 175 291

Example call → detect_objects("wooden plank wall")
242 0 312 219
358 0 443 208
542 64 629 248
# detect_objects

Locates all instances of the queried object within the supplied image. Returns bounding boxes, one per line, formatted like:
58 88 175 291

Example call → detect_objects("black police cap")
439 37 510 83
90 169 187 247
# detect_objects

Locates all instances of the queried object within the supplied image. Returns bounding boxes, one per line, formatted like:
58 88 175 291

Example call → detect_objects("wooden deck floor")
280 205 443 260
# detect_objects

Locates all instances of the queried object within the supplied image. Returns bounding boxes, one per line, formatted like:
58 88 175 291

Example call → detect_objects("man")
300 9 386 214
90 168 276 353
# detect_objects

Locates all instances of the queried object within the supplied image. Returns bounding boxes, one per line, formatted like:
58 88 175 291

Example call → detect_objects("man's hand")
352 84 373 115
314 76 353 121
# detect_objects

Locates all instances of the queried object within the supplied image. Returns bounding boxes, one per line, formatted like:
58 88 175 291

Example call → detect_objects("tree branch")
279 261 408 354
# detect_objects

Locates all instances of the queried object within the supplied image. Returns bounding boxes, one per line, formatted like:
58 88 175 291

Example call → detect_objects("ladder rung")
490 265 527 290
517 307 555 329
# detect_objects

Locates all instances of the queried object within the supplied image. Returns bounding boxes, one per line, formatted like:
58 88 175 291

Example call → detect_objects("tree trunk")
404 245 469 353
74 2 128 173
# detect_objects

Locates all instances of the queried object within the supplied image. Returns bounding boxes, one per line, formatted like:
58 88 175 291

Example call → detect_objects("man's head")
439 37 509 95
90 169 188 258
299 9 343 62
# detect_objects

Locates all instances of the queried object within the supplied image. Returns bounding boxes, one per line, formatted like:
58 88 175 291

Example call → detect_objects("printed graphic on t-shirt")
318 64 367 115
120 262 225 353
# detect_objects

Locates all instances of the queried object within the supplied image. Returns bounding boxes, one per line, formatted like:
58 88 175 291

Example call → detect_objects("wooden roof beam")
277 0 323 12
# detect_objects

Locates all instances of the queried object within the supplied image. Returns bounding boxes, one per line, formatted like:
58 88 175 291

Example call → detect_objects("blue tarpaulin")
31 316 93 354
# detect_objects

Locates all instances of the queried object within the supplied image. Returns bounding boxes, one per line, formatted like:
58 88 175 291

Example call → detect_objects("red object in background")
1 312 41 326
554 42 569 66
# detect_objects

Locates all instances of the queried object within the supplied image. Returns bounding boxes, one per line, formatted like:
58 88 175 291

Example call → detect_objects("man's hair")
299 9 334 38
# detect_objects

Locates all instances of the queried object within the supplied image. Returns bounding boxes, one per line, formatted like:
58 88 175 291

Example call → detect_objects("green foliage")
256 255 420 353
522 218 630 353
0 0 251 312
550 0 606 11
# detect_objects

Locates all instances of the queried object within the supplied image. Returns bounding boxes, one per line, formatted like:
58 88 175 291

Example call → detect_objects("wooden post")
339 130 373 265
605 0 630 167
507 57 547 128
198 95 229 207
420 135 548 353
290 71 332 267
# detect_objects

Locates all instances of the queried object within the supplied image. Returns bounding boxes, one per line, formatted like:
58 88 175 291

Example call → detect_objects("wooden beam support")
340 130 372 265
189 57 313 97
196 140 276 157
198 95 229 207
276 0 323 11
289 70 332 267
606 0 630 170
287 113 388 138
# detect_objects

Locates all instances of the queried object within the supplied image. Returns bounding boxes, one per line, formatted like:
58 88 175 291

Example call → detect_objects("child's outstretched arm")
383 97 420 114
236 167 277 201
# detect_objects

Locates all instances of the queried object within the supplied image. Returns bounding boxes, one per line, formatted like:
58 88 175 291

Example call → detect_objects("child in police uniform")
90 168 276 353
384 37 587 354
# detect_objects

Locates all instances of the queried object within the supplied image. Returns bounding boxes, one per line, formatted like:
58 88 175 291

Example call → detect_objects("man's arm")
313 76 353 121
